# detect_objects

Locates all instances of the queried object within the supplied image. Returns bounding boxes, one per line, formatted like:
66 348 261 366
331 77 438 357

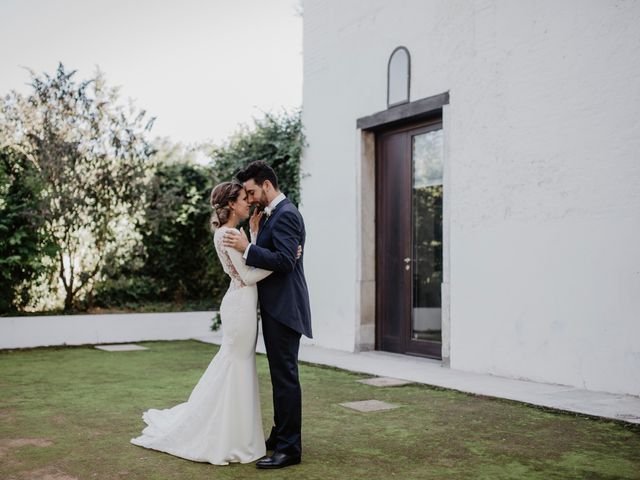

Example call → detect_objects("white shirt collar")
265 192 286 216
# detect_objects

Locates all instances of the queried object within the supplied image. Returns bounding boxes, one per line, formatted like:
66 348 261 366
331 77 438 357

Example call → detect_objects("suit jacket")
246 198 312 338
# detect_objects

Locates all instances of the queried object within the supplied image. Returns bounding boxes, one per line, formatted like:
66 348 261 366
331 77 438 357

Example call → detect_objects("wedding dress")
130 226 271 465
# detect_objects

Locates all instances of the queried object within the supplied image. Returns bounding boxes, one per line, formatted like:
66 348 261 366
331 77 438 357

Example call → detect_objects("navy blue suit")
245 197 311 456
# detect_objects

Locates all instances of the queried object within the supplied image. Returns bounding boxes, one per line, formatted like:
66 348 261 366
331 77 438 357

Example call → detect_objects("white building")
299 0 640 397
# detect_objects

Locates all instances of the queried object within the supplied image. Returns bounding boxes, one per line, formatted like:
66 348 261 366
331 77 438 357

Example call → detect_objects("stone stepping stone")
340 399 400 412
95 344 148 351
358 377 413 387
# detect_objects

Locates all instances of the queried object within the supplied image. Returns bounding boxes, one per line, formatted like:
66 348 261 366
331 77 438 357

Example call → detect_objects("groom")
223 160 312 469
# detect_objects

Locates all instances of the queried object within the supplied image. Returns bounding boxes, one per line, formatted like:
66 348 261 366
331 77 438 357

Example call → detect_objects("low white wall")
0 311 215 349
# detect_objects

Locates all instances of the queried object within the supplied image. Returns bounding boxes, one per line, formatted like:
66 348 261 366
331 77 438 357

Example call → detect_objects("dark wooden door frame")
358 92 450 360
374 118 444 359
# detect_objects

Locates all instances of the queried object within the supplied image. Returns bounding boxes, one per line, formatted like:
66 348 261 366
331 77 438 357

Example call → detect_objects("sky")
0 0 302 147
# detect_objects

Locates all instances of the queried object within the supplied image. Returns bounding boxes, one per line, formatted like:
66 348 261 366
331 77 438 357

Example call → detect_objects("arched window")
387 46 410 108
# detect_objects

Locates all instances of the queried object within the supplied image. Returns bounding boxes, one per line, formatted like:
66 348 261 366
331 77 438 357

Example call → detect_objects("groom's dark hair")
236 160 279 190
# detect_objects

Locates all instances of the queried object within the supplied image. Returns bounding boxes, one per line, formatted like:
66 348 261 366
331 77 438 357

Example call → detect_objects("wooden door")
376 119 444 359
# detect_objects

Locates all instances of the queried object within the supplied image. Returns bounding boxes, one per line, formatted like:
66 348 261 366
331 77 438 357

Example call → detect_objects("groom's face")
243 179 269 208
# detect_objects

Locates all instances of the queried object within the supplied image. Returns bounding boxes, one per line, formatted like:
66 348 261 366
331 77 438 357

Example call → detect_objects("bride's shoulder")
214 226 238 237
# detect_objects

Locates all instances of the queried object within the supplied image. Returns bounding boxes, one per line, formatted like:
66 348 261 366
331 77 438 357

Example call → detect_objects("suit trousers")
260 309 302 456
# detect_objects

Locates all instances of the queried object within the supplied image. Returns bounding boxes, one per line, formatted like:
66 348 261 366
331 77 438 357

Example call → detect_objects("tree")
139 159 223 303
0 63 155 311
94 109 308 311
207 109 305 206
0 147 56 313
92 140 225 309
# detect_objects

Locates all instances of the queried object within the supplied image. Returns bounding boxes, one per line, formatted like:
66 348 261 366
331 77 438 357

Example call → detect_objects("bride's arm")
225 236 272 285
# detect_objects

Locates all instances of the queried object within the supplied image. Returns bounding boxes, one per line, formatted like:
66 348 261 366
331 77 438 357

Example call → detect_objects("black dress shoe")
265 437 277 451
256 452 301 469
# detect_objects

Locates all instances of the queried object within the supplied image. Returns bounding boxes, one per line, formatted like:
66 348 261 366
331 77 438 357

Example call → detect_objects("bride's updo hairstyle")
210 181 244 230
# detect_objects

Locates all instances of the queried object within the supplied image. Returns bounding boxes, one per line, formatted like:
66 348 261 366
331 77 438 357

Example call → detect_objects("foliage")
210 311 221 331
140 161 223 303
0 64 305 314
413 184 443 307
93 141 225 309
207 109 306 206
94 107 307 312
0 147 57 313
89 274 162 308
0 63 155 311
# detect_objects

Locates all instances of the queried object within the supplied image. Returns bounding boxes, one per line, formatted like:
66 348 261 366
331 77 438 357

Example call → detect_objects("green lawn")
1 340 639 480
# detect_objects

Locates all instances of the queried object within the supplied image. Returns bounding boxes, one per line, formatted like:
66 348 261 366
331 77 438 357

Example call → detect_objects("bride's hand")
249 208 263 235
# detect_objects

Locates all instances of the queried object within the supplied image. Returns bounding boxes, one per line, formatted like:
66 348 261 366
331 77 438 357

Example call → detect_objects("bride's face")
230 189 251 221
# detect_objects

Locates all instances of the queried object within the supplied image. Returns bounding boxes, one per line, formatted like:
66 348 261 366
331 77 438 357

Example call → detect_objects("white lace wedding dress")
130 226 271 465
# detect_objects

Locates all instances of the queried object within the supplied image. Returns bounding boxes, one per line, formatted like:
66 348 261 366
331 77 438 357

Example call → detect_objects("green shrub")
92 275 163 307
3 108 306 314
0 147 57 314
1 63 153 311
138 160 225 304
208 109 305 206
92 159 227 308
94 110 306 311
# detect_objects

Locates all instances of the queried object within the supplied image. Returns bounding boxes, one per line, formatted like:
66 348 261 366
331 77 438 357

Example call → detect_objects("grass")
1 340 639 480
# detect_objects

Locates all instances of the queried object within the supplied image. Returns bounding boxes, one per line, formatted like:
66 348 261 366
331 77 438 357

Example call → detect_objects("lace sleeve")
215 227 272 286
214 230 244 286
226 244 272 286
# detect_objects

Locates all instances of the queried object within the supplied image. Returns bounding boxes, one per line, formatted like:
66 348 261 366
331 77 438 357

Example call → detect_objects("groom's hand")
223 229 249 253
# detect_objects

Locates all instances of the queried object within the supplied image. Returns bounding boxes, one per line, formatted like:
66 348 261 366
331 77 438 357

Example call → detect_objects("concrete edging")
0 311 215 349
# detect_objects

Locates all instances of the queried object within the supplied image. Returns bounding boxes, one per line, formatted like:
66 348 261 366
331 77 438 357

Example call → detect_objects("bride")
130 181 273 465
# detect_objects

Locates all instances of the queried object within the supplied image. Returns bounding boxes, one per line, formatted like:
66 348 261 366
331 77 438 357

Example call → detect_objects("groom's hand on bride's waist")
223 229 249 253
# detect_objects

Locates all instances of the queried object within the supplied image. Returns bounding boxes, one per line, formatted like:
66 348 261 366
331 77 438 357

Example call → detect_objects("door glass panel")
411 129 443 343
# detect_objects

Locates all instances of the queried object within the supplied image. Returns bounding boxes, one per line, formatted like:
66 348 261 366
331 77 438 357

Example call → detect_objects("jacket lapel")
256 198 290 244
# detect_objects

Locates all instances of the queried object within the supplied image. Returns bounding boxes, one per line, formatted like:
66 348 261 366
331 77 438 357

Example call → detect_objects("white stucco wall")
0 312 214 349
301 0 640 395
